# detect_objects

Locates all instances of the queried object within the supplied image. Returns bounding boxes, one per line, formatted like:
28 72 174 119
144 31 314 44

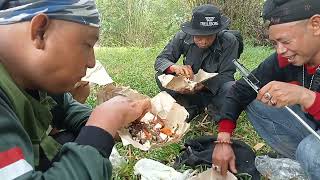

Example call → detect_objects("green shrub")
186 0 269 46
96 0 188 47
96 0 271 47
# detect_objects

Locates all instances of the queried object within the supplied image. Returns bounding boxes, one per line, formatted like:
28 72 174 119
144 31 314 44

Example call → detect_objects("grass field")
89 43 274 179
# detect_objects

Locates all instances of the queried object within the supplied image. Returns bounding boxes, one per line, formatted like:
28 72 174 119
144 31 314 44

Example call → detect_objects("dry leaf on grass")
253 143 265 151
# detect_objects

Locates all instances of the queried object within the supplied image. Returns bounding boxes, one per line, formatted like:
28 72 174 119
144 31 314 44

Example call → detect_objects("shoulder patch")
0 147 33 180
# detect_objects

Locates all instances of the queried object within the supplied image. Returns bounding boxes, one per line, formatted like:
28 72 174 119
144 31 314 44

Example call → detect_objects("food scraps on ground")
128 113 178 145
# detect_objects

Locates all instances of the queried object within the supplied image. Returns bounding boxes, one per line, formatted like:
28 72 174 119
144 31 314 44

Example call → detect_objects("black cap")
181 4 230 36
262 0 320 25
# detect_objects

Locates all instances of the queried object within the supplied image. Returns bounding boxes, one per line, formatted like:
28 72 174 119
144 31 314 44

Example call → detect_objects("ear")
309 15 320 36
30 13 50 49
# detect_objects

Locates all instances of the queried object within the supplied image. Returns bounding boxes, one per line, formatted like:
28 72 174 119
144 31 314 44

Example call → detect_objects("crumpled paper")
96 84 148 104
118 91 190 151
97 86 190 151
158 69 218 91
81 60 113 85
134 158 193 180
188 168 237 180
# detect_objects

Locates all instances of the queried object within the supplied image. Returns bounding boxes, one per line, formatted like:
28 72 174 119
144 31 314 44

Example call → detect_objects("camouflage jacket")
0 64 114 180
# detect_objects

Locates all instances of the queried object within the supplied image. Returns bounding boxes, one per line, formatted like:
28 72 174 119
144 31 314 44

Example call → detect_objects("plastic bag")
134 158 193 180
255 155 309 180
109 147 126 169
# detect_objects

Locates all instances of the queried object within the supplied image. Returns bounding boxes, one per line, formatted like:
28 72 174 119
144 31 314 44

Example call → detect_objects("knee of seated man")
296 135 320 169
220 81 235 93
247 100 268 113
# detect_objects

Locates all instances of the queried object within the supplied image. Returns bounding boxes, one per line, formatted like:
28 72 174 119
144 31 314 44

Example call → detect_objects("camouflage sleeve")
50 93 91 135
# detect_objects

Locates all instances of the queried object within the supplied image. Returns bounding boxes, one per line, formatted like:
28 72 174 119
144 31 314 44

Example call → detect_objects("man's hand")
212 132 237 176
170 65 194 79
86 96 151 136
257 81 316 108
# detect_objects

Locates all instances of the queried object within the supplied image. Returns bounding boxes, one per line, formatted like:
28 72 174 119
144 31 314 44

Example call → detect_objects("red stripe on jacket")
277 54 318 74
277 54 290 68
306 92 320 121
0 147 24 168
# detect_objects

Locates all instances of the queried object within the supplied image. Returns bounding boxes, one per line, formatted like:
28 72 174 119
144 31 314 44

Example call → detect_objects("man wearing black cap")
155 4 239 122
212 0 320 179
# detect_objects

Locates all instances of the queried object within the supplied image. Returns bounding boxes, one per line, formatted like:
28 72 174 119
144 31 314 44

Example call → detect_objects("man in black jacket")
212 0 320 179
155 4 239 121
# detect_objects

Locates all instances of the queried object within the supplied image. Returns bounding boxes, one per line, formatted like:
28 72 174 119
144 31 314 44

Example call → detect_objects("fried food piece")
160 127 173 136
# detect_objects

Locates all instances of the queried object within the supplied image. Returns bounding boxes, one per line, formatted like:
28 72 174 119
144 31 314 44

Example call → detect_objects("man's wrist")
75 126 115 158
217 132 231 141
170 65 178 72
300 89 316 109
86 108 124 137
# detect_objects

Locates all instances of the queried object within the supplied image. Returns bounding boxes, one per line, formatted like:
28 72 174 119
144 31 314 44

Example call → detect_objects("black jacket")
220 52 320 125
155 31 239 95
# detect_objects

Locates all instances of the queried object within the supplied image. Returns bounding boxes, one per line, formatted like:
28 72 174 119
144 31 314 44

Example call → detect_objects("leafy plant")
186 0 269 46
96 0 188 47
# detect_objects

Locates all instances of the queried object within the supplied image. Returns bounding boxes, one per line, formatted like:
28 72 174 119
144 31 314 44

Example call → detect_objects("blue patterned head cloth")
0 0 100 27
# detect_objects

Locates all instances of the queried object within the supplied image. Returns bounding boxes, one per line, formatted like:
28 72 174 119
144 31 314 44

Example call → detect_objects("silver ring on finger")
270 99 277 106
264 92 272 100
212 164 221 172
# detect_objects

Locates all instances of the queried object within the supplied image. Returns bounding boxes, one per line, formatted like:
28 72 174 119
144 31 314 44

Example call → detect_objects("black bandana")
262 0 320 25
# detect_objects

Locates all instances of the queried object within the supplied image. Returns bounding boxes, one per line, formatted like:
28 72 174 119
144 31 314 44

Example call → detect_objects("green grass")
89 43 274 179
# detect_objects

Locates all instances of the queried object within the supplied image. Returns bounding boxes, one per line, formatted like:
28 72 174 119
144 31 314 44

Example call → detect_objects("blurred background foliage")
96 0 188 47
96 0 268 48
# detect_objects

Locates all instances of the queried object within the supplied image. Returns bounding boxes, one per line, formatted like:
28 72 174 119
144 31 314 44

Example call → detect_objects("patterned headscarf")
0 0 100 27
